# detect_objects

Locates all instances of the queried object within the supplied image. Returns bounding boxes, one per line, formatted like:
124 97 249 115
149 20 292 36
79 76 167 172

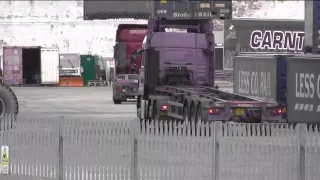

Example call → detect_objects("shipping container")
224 19 304 69
233 53 288 101
233 52 288 121
83 1 150 20
80 55 96 86
40 47 59 84
286 54 320 125
2 47 23 85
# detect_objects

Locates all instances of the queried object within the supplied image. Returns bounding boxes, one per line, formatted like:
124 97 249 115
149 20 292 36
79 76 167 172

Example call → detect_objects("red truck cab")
114 24 148 75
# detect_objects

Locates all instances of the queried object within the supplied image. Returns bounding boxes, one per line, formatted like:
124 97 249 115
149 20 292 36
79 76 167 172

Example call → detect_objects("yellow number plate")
235 108 245 116
160 0 167 3
282 107 287 113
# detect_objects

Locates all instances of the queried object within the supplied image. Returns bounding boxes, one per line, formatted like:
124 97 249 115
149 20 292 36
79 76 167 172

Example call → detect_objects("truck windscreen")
60 54 80 68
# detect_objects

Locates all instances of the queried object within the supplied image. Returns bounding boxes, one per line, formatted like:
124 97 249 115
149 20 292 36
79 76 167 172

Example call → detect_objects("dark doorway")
215 47 224 70
22 48 41 84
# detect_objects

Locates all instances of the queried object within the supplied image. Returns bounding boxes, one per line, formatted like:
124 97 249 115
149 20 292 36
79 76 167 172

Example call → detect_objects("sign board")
224 19 304 69
286 55 320 124
233 55 277 100
1 146 9 174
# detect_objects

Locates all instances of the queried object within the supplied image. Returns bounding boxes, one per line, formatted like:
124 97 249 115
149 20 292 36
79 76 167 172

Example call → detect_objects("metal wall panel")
286 55 320 124
233 55 278 100
80 55 96 86
224 19 304 69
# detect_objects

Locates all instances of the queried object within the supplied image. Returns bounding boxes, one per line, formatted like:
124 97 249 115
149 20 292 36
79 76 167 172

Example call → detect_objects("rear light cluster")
209 108 221 114
268 107 284 116
161 105 168 111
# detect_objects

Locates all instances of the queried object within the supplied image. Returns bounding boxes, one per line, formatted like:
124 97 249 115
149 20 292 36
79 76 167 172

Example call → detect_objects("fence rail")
0 115 319 180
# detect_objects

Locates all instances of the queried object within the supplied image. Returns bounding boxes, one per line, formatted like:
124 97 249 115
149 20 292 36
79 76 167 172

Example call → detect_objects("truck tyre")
0 83 19 116
113 99 122 104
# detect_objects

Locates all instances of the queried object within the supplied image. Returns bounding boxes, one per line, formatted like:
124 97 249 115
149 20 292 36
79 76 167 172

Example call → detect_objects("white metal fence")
0 115 318 180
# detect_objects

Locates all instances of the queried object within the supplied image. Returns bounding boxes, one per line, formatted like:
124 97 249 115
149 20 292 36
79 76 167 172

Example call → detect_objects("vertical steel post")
131 119 139 180
297 123 306 180
213 121 222 180
58 116 64 180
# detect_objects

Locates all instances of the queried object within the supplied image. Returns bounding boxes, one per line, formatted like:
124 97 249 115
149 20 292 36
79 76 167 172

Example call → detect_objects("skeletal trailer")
138 85 284 123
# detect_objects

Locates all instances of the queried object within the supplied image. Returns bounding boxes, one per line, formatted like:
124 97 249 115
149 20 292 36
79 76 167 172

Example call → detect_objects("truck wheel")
113 100 122 104
0 83 19 116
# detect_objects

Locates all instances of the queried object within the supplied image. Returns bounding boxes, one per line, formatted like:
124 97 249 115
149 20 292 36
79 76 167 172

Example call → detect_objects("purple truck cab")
137 19 283 123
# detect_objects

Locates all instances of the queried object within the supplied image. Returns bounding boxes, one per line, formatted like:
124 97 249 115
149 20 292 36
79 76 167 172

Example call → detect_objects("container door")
3 47 23 85
80 55 96 86
41 47 59 84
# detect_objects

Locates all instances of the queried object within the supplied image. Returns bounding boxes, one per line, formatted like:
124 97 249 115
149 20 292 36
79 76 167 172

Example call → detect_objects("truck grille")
125 83 138 93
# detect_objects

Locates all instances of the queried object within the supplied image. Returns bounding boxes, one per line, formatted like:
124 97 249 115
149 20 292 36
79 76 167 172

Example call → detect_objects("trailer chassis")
137 85 284 124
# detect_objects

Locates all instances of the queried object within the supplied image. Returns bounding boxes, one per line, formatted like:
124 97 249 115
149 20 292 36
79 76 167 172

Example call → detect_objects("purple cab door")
3 47 23 85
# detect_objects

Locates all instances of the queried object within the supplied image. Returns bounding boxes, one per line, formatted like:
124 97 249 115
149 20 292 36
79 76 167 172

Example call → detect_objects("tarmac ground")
10 84 233 121
11 87 136 121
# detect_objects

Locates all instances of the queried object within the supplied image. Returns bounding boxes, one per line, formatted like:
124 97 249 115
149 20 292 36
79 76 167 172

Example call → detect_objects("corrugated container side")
287 55 320 124
3 47 23 85
80 55 96 86
233 55 278 100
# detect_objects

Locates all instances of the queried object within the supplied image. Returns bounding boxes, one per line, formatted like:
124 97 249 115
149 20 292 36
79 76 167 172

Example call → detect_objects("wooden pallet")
87 80 106 87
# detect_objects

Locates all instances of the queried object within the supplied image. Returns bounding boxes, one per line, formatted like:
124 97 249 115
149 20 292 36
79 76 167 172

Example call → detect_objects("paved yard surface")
11 87 136 120
10 84 233 120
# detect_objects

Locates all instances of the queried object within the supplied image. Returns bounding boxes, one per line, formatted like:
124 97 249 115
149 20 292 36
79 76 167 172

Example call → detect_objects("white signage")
295 73 320 99
129 30 147 34
250 30 304 51
238 70 271 97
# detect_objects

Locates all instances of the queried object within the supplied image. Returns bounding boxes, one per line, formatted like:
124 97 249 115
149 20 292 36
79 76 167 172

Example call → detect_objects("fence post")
131 119 139 180
58 116 64 180
213 121 222 180
297 123 307 180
